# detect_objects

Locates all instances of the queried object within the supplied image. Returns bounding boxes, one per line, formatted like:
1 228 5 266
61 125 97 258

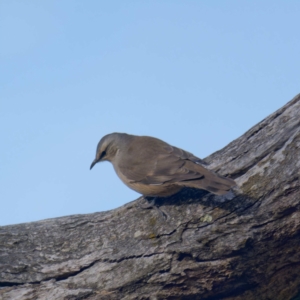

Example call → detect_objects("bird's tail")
177 163 236 195
181 175 236 195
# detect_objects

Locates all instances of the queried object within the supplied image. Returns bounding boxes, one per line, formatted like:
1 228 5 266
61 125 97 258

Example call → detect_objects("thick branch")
1 94 300 300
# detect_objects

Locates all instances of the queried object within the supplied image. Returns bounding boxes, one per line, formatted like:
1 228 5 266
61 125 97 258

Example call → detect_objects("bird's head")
90 133 124 170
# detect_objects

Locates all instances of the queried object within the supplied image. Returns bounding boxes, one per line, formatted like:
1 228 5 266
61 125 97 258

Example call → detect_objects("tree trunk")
1 94 300 300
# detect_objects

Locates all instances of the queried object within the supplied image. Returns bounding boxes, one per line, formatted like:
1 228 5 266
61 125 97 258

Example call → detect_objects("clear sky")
0 1 299 226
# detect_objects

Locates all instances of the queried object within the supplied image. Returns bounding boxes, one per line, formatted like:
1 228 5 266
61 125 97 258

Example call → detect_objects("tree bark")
1 94 300 300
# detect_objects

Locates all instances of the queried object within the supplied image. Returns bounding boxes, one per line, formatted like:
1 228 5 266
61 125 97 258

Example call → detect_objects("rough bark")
1 94 300 300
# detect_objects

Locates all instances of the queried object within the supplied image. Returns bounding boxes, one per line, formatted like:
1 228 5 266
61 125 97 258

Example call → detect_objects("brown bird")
90 133 236 197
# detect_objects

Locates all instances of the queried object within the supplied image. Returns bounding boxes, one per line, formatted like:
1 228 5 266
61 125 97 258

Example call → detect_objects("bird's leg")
138 196 157 209
137 196 168 220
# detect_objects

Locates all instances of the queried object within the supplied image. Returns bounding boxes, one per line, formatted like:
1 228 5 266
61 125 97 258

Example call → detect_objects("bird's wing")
169 145 208 166
118 142 207 185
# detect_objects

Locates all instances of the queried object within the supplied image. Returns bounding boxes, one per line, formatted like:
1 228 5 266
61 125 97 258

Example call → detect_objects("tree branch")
1 94 300 300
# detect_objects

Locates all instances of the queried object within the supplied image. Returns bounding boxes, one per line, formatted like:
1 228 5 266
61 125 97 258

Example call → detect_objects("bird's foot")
137 196 168 220
138 196 157 209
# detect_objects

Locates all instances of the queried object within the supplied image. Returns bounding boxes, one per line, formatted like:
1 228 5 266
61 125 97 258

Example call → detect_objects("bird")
90 133 236 197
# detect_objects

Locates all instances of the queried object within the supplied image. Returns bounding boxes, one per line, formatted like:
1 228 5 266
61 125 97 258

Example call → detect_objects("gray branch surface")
1 94 300 300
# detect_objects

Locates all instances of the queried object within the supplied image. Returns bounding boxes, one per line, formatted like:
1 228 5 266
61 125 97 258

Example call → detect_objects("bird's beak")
90 159 97 170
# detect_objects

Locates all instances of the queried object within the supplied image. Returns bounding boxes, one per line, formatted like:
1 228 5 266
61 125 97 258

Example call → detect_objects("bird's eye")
100 151 106 159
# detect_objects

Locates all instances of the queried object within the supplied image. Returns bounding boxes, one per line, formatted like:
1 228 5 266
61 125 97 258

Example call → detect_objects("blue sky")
1 1 299 226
